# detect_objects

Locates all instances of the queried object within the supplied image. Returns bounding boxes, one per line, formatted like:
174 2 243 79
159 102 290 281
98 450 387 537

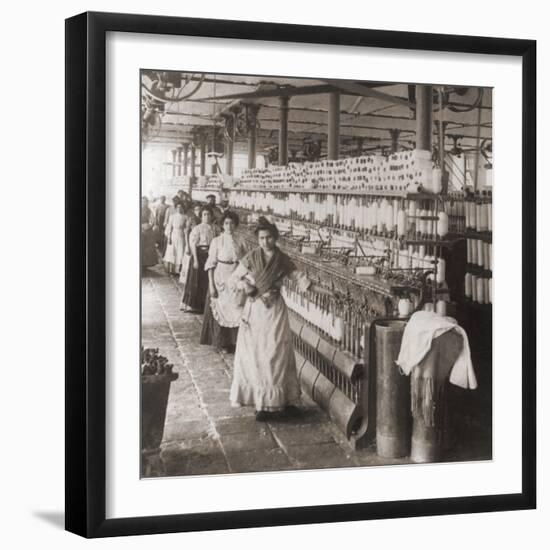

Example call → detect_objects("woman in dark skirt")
180 207 220 312
141 197 158 270
200 211 247 351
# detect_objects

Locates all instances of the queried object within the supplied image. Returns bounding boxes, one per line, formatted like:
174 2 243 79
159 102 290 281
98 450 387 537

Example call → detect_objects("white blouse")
189 222 219 248
204 234 247 271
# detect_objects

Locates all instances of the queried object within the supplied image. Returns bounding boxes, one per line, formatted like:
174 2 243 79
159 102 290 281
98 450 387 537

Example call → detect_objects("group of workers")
140 190 333 421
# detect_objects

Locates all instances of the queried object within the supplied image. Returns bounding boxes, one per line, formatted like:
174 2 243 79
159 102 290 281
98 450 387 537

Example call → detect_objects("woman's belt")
218 259 238 265
196 245 210 250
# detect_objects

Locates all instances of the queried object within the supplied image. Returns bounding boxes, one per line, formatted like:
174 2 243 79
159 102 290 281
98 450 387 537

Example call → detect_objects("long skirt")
181 248 209 312
163 232 186 274
230 293 301 412
141 228 158 267
178 252 191 287
200 287 239 350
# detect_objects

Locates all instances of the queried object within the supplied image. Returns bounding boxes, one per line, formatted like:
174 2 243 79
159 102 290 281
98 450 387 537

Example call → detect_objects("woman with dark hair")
141 196 158 270
200 211 247 351
178 203 201 287
229 216 332 421
180 206 220 312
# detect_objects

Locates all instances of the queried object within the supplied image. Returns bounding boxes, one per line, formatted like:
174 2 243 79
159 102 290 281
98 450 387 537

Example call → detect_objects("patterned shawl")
241 246 295 296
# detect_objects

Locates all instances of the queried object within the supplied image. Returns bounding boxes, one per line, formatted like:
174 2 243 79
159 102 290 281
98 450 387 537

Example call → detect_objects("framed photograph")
65 11 536 538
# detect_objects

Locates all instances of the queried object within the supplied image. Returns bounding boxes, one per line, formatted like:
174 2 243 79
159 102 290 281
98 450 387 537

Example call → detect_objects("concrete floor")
141 264 491 478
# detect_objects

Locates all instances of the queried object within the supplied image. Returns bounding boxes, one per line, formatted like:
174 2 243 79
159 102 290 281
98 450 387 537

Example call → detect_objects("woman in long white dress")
162 203 186 274
229 216 332 421
200 211 247 351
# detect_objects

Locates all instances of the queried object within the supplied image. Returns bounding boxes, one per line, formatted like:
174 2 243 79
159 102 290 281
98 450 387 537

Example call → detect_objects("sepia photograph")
139 70 493 478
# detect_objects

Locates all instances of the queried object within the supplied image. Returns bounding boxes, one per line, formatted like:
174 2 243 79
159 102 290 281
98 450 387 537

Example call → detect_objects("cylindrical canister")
410 330 463 463
375 321 410 458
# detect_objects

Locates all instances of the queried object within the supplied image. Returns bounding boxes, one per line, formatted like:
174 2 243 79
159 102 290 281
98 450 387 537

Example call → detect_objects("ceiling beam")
323 79 414 108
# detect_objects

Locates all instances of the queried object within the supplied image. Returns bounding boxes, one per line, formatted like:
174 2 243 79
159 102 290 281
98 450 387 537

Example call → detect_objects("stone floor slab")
225 448 294 473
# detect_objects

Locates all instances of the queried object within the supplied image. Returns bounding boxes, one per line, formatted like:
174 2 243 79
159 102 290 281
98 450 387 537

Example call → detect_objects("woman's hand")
193 258 199 269
210 282 218 299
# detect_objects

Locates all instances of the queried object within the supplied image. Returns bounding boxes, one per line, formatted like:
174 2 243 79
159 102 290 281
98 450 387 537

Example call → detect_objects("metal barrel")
375 320 410 458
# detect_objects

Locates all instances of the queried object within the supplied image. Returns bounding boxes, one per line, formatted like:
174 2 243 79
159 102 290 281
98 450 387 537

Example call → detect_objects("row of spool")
239 150 429 192
231 194 452 238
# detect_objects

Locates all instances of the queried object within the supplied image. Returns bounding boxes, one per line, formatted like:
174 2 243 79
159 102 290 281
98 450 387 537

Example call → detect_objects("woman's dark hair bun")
254 216 279 239
221 210 240 227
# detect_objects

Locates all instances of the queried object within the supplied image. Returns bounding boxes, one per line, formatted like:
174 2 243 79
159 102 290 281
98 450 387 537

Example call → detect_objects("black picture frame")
65 11 536 538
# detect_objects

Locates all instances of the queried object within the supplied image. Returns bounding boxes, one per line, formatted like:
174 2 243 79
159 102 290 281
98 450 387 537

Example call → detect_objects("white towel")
396 311 477 390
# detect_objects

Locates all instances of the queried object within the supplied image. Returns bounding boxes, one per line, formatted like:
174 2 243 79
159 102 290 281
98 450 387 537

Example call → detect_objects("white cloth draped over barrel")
396 311 477 389
228 248 311 411
204 233 248 327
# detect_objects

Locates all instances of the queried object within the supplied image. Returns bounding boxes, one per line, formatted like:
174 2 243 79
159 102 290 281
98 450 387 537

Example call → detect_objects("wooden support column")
211 130 218 174
182 143 189 176
328 91 340 160
171 149 177 177
189 143 196 195
177 147 183 176
356 137 364 157
390 129 401 153
246 104 260 169
226 136 234 176
415 85 432 151
190 143 196 178
199 132 206 176
278 96 289 166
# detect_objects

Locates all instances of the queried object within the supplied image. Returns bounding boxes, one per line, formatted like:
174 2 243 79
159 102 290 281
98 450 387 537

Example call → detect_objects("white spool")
465 272 472 298
481 203 489 231
476 203 482 232
393 199 399 227
477 239 484 267
397 209 407 237
476 277 485 304
386 200 394 230
436 257 446 284
471 238 478 265
418 209 427 234
398 298 412 318
437 212 449 237
436 300 447 316
471 274 478 302
484 242 490 270
469 202 476 229
431 168 442 194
